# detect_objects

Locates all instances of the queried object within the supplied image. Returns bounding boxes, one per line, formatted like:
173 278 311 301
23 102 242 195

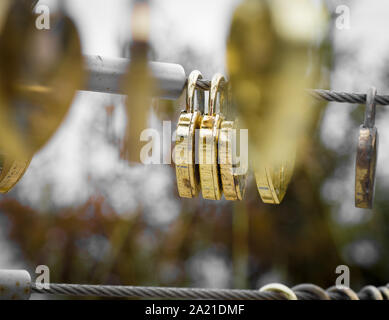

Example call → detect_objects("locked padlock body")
355 87 378 209
199 74 227 201
227 0 330 204
199 113 223 200
0 3 84 192
175 70 204 198
355 126 378 209
219 119 247 201
176 110 202 198
0 6 84 160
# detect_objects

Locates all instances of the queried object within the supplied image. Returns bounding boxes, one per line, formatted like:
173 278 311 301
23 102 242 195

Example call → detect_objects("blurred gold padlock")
227 0 330 204
0 1 31 193
121 1 154 164
199 74 225 200
175 70 204 198
0 2 83 192
218 86 247 201
0 3 84 160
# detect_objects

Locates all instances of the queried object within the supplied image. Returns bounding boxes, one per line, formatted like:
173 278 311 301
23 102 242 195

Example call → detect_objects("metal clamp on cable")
260 283 298 300
0 269 31 300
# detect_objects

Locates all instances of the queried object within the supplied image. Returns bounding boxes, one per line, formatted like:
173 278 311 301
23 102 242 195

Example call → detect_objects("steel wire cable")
195 79 389 105
31 282 389 300
31 283 285 300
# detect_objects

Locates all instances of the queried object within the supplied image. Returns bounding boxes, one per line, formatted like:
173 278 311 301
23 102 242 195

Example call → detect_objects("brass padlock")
227 0 330 204
121 1 154 163
199 74 225 200
218 86 247 201
0 4 84 160
355 87 378 209
0 3 83 192
175 70 204 198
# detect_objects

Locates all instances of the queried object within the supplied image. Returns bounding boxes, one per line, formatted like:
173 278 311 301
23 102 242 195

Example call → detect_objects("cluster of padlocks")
174 0 330 204
175 72 247 201
174 70 294 204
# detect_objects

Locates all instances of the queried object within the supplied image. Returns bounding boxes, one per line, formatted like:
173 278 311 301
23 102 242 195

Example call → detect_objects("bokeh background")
1 0 389 299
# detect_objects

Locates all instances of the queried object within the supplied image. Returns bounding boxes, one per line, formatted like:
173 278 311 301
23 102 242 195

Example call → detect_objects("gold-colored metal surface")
0 4 84 160
218 92 247 201
199 74 225 200
175 71 204 198
355 127 377 209
227 0 330 204
121 2 154 163
0 157 30 193
0 3 83 192
255 158 295 204
355 88 378 209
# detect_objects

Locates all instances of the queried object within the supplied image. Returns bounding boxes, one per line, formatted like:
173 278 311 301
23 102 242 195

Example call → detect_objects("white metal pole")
83 55 186 100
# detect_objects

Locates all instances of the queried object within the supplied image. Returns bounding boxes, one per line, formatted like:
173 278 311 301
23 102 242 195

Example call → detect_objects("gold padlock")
218 86 247 201
0 4 84 160
227 0 330 204
0 1 31 193
121 1 154 164
0 3 83 192
355 87 378 209
199 74 225 200
175 70 204 198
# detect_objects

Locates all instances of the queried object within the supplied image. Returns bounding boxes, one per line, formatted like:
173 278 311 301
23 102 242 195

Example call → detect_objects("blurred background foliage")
1 0 389 299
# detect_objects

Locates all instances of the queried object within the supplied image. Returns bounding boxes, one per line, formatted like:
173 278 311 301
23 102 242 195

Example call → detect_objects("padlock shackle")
186 70 204 113
364 87 377 128
208 73 227 116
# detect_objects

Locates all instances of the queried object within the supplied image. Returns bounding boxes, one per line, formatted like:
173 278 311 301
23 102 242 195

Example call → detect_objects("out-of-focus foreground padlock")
121 0 154 164
227 0 330 204
0 1 84 192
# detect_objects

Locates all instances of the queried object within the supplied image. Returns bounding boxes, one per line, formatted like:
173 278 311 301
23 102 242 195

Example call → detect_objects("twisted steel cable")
31 282 389 300
308 89 389 105
31 283 285 300
327 286 360 300
358 286 384 300
292 284 330 300
378 286 389 300
196 79 389 105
